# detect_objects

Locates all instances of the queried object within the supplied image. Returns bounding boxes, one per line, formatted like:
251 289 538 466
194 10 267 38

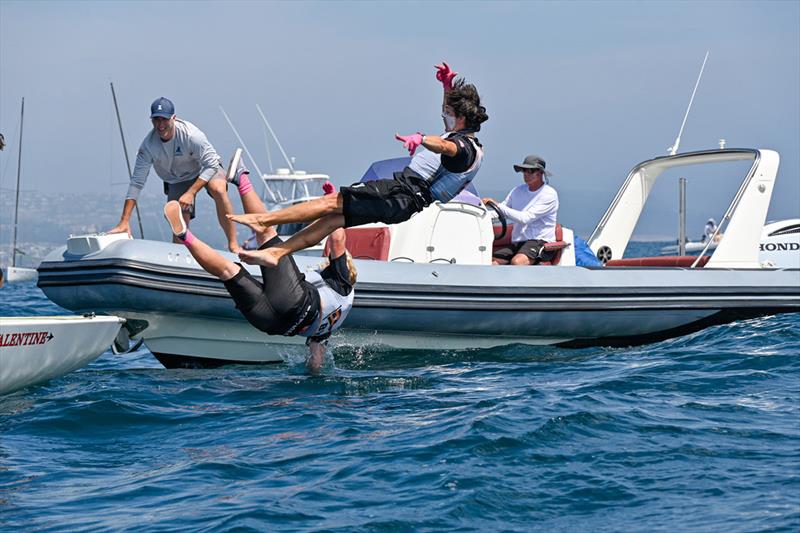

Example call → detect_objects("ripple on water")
1 280 799 531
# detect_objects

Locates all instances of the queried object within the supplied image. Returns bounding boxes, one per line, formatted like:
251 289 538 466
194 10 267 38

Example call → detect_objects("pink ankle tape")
181 230 196 245
238 173 253 195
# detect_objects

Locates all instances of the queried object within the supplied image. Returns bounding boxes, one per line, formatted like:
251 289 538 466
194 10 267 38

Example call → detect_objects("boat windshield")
260 173 329 211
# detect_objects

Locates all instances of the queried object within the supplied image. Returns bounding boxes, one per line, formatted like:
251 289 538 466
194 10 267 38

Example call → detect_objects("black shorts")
340 178 430 228
223 236 319 336
493 239 550 263
163 168 226 220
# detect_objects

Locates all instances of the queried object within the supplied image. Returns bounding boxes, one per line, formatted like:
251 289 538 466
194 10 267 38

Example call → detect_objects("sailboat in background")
220 104 331 254
2 98 38 283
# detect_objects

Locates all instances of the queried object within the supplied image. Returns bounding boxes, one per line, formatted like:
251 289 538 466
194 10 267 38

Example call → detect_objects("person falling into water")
163 149 356 373
228 61 488 268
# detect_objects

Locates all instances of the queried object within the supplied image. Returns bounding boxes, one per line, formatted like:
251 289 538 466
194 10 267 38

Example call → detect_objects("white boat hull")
3 266 38 283
0 315 124 394
36 237 799 368
123 308 721 368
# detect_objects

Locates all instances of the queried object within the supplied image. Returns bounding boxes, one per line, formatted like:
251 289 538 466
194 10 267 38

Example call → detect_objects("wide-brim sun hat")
514 154 552 176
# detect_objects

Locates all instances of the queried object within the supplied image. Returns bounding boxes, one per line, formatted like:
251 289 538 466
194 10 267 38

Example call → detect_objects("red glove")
395 133 424 156
322 181 336 195
435 61 458 91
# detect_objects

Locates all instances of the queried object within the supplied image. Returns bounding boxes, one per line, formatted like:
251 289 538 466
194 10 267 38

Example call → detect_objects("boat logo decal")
760 242 799 252
0 331 54 347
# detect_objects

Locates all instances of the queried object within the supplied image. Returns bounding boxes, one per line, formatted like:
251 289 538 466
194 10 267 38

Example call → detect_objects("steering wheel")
485 201 507 241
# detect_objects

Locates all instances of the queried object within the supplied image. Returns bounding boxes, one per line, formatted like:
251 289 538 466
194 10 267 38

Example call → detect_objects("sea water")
1 245 798 531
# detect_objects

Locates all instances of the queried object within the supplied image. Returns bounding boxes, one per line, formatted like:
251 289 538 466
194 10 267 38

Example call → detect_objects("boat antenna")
12 98 24 268
255 104 294 172
110 82 145 239
262 123 275 172
668 51 709 156
219 106 266 182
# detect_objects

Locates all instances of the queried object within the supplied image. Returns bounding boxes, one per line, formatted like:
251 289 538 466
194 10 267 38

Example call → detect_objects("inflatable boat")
37 148 800 367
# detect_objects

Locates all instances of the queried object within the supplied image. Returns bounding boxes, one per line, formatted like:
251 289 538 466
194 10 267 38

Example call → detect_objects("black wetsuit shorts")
340 171 432 228
223 236 319 336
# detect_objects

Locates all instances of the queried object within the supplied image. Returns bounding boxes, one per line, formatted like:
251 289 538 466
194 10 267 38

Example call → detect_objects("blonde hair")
318 251 358 286
345 251 357 285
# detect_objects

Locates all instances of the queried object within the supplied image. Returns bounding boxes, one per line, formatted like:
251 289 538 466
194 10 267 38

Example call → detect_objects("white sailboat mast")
255 104 294 172
12 98 24 268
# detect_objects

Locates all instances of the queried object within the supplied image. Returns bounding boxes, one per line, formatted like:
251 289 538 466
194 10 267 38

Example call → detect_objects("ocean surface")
2 242 799 532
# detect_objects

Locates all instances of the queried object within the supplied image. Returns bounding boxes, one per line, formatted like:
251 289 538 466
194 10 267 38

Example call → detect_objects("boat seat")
492 223 568 266
605 255 710 268
324 226 391 260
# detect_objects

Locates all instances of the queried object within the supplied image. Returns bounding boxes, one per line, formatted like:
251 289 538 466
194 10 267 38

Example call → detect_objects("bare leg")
240 186 267 216
229 193 343 233
164 201 240 280
185 235 241 280
510 253 534 266
206 174 241 253
234 176 278 247
238 213 345 268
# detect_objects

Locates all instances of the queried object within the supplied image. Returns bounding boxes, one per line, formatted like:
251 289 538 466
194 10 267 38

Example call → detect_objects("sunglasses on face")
523 168 542 175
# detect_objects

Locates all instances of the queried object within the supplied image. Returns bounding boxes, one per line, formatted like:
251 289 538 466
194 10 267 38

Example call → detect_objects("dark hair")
445 79 488 131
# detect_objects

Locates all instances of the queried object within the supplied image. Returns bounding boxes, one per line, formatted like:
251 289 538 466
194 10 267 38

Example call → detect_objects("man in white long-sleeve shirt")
482 155 559 265
108 97 240 252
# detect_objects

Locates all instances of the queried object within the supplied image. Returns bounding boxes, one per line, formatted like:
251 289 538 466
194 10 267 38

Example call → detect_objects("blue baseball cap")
150 97 175 119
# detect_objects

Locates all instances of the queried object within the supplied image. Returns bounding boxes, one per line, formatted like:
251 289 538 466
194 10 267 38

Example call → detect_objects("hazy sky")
1 0 798 238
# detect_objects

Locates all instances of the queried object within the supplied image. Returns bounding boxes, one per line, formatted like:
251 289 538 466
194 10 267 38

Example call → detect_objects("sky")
0 0 798 239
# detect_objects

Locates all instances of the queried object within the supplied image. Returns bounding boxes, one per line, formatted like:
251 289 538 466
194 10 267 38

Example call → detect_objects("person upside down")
163 149 356 373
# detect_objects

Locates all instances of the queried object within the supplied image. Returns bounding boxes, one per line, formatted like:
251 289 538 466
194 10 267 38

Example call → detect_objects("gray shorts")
164 167 226 220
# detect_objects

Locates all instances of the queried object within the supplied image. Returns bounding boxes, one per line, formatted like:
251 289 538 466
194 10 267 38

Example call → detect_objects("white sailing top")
126 119 222 200
496 183 559 242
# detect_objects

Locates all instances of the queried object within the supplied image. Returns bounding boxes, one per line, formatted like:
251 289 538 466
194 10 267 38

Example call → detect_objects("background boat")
0 314 124 395
2 98 39 284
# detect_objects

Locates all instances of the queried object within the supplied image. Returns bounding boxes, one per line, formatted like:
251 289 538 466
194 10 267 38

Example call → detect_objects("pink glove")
322 181 336 195
395 133 424 156
435 61 458 91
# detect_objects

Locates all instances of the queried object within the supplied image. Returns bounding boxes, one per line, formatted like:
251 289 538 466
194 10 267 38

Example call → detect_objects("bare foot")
227 213 272 233
238 247 283 268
